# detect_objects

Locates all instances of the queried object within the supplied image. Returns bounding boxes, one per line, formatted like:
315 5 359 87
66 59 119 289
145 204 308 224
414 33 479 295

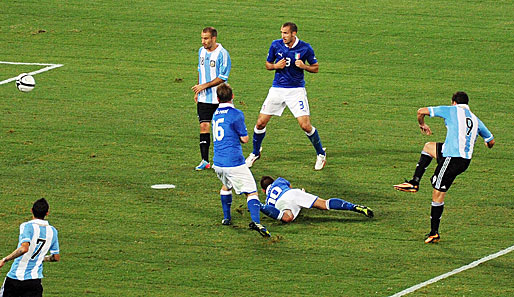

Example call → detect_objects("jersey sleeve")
477 118 494 142
233 110 248 137
428 106 450 118
217 49 231 81
49 227 60 255
304 44 318 65
266 42 277 63
19 223 33 244
197 47 202 72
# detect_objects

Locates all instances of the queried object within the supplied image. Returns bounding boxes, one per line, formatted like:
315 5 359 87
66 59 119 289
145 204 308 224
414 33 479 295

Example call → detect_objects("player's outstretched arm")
0 242 30 269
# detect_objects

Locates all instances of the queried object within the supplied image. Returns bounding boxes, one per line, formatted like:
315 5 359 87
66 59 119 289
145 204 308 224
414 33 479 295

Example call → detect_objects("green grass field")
1 1 513 296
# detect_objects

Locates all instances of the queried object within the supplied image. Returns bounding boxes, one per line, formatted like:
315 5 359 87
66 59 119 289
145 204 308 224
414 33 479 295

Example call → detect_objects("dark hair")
32 198 49 219
260 176 275 190
282 22 298 33
452 91 469 104
216 83 233 103
202 27 217 37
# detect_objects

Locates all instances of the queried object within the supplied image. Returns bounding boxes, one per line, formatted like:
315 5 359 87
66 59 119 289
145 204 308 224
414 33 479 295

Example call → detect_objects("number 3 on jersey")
213 118 225 141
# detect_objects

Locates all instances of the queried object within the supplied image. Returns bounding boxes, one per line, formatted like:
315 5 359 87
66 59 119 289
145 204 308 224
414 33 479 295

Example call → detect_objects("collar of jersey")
284 37 299 49
219 103 234 108
206 43 222 53
30 219 49 226
456 104 470 110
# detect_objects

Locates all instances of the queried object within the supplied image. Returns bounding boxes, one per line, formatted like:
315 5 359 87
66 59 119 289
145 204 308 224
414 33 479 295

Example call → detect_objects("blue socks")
247 196 262 223
252 127 266 155
220 190 232 220
306 127 325 155
260 204 283 220
327 198 355 211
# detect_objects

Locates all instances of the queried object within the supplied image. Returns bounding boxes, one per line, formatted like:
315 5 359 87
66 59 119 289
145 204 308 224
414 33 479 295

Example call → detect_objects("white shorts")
213 164 257 195
274 189 318 221
260 87 310 118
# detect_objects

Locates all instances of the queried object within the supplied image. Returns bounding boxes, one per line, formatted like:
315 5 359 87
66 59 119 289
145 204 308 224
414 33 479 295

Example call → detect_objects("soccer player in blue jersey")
192 27 231 171
393 92 495 243
211 83 271 237
0 198 60 296
246 22 327 170
259 176 373 223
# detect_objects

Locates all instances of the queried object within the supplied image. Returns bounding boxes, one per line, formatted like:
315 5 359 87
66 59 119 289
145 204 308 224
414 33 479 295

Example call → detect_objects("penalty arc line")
389 245 514 297
0 61 64 85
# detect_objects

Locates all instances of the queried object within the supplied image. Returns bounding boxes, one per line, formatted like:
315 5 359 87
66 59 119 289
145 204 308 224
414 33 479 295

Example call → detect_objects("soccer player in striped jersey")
245 22 326 170
259 176 373 223
0 198 60 296
393 92 495 243
211 83 270 237
192 27 231 171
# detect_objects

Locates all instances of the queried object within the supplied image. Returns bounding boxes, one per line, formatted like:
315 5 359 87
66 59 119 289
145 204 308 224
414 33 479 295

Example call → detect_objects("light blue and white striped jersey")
7 219 59 280
212 103 248 167
429 104 493 159
197 43 231 104
265 177 292 206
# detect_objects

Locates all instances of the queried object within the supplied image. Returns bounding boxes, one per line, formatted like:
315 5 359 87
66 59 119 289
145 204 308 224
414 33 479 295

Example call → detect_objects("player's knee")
299 123 312 133
200 122 210 132
256 122 267 130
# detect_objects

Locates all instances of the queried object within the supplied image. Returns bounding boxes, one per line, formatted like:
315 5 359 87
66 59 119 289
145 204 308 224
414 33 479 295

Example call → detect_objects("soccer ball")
16 73 36 92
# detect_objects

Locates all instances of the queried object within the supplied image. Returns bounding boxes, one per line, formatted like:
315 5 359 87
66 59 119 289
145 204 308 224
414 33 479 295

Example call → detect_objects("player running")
246 22 326 170
0 198 60 297
259 176 374 223
393 92 495 243
211 83 271 237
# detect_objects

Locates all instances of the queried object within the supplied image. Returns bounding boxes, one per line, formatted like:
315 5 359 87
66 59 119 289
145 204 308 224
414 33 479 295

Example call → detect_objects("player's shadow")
298 215 374 224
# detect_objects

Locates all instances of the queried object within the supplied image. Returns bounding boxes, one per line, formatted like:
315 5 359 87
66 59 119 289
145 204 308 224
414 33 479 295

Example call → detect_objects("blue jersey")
7 219 59 280
265 177 292 206
429 104 493 159
267 38 318 88
197 44 231 104
212 103 248 167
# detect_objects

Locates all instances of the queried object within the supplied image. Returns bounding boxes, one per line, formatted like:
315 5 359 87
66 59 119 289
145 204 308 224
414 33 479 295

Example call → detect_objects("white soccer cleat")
314 148 326 170
245 147 262 168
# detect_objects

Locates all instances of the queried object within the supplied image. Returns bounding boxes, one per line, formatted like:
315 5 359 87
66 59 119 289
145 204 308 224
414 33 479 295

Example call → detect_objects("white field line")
389 245 514 297
0 61 64 85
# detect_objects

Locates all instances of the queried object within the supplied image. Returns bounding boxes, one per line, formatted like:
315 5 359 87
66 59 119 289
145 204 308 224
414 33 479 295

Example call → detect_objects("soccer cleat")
393 180 419 192
424 233 441 244
314 148 327 170
249 222 271 238
221 219 232 225
245 147 262 168
195 160 211 171
354 205 374 218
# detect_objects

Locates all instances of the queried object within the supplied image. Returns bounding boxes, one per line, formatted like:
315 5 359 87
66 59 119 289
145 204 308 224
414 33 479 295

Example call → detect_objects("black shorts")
1 277 43 297
431 143 471 192
197 102 219 123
